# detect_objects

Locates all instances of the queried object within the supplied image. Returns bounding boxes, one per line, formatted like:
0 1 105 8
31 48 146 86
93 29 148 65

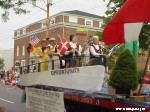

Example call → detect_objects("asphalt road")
0 84 31 112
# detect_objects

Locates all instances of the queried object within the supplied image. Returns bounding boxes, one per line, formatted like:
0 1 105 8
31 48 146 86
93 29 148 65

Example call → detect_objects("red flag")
103 0 150 45
57 37 71 55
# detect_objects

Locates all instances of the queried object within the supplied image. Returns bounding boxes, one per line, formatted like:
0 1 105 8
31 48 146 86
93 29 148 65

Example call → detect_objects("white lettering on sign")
26 87 65 112
116 108 145 111
51 68 79 75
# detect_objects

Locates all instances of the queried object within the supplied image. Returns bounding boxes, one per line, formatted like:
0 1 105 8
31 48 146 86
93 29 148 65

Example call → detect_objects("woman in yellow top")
32 39 50 72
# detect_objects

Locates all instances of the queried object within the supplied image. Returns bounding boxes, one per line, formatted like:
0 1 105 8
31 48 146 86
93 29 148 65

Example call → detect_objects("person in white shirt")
48 38 61 69
90 36 103 59
64 34 82 68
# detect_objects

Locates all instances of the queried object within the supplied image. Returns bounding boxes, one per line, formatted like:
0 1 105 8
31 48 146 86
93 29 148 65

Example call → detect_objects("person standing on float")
49 38 60 69
64 34 82 68
32 39 50 72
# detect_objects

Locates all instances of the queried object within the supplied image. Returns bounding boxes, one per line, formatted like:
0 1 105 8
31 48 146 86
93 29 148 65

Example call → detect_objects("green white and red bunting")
103 0 150 45
76 28 88 36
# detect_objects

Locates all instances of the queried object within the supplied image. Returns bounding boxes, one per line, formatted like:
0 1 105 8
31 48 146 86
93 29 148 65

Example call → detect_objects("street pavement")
0 84 31 112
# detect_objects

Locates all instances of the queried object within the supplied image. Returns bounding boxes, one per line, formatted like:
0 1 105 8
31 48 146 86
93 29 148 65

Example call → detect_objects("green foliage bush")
109 49 138 90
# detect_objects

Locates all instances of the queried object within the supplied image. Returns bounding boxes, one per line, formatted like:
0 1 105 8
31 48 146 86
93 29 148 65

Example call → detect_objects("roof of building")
62 10 101 19
14 10 101 31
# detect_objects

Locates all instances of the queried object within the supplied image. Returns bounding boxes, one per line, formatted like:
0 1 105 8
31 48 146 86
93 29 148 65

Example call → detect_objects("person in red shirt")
143 71 150 84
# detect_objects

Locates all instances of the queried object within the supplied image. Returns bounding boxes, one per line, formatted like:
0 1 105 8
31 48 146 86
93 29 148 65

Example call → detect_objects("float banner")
26 87 64 112
20 65 105 91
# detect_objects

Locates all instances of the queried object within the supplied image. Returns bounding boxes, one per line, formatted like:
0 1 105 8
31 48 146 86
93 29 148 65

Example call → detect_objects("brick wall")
93 20 99 27
64 16 69 23
63 27 97 46
14 36 30 66
26 23 42 33
78 18 85 25
55 15 63 23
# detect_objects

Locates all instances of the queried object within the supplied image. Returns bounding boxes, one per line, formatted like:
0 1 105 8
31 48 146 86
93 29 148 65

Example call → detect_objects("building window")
42 22 46 28
17 30 20 36
85 20 93 26
21 60 26 67
99 21 103 28
23 28 26 34
50 18 55 24
17 46 19 56
22 45 25 56
69 16 77 23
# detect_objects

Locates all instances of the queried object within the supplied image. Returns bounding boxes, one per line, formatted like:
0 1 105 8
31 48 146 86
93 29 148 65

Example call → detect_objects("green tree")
103 0 150 53
96 31 102 41
0 58 5 69
0 0 37 22
109 49 138 93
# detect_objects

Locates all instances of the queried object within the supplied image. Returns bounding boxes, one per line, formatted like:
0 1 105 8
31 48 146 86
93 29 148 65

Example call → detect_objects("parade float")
18 49 150 112
18 0 150 111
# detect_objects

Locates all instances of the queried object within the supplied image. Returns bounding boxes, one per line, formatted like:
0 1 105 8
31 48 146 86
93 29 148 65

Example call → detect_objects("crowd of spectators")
0 69 19 89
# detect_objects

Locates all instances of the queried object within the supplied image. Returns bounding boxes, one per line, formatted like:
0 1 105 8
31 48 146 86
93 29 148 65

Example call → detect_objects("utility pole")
138 50 150 95
46 0 52 39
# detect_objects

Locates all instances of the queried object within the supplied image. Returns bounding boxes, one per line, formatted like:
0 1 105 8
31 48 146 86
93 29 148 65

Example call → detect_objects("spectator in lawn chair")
64 34 82 68
89 36 104 66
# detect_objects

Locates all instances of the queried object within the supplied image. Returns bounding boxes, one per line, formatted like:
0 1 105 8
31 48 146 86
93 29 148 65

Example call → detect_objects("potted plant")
109 49 138 95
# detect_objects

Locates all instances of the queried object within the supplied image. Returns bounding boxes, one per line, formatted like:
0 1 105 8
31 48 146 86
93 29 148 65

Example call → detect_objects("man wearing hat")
48 38 61 69
49 38 57 52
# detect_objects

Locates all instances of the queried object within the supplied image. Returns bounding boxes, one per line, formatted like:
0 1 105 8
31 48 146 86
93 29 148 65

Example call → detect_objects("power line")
84 4 107 11
0 1 107 42
0 1 65 42
0 0 64 38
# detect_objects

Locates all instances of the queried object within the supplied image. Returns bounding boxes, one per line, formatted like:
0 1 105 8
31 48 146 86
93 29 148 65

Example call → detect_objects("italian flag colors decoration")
76 28 88 36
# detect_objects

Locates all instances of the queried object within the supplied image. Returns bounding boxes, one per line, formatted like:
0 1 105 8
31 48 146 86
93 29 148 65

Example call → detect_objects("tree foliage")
96 31 102 41
0 58 5 69
103 0 150 52
109 49 138 90
0 0 37 22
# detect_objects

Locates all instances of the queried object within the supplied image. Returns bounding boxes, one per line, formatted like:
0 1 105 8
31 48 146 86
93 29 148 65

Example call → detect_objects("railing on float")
19 55 107 75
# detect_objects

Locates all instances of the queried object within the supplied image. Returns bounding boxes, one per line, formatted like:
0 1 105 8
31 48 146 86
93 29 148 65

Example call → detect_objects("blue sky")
0 0 108 49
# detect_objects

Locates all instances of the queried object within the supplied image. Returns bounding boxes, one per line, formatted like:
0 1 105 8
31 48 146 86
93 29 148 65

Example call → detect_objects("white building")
0 48 14 70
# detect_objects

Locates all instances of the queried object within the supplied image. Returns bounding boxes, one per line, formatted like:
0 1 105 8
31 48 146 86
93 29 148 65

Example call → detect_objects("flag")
76 28 88 37
57 37 71 55
103 0 150 45
30 36 40 46
108 44 123 56
108 45 118 56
